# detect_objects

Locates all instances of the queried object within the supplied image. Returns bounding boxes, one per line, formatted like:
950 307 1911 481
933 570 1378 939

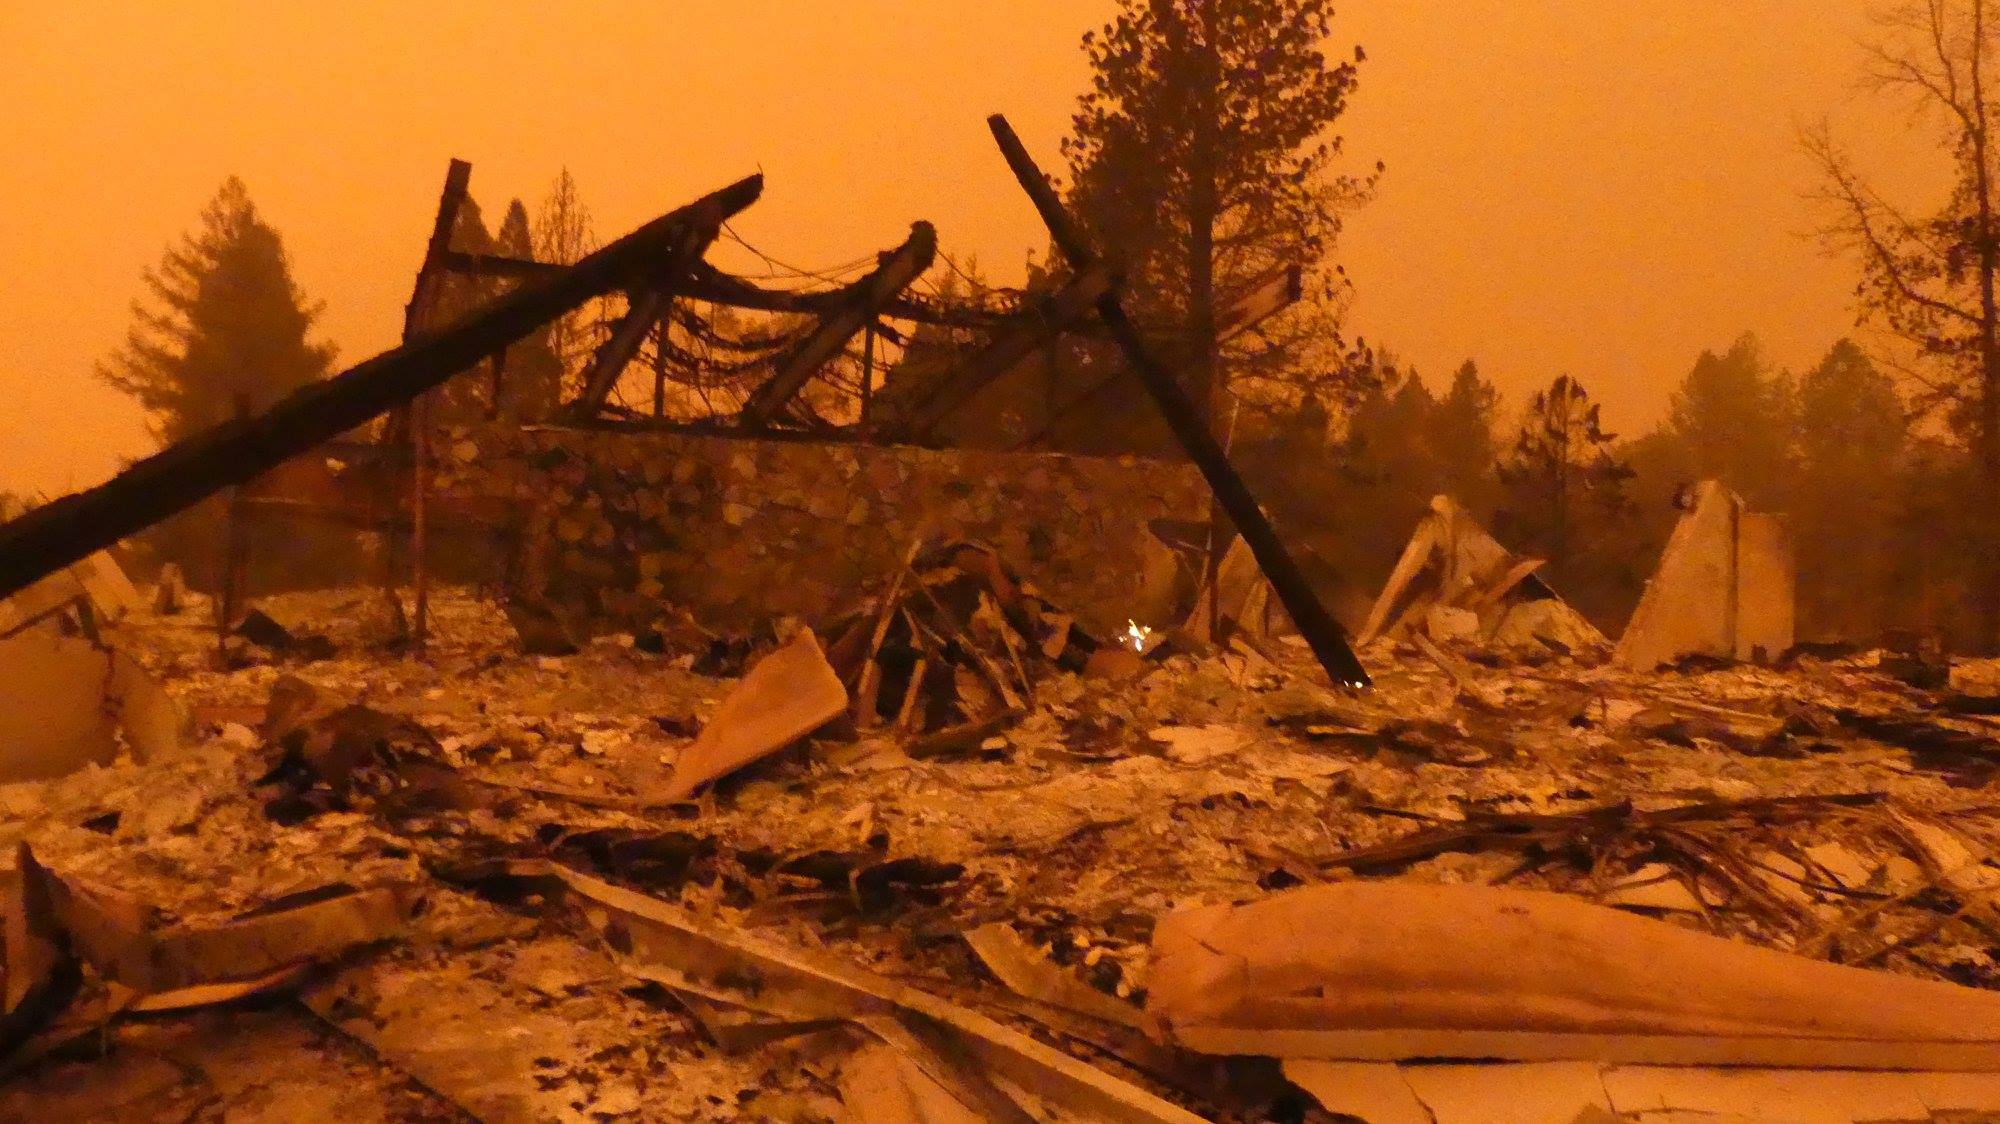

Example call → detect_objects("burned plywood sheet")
1617 480 1796 671
647 627 848 802
1357 495 1605 655
1144 881 2000 1069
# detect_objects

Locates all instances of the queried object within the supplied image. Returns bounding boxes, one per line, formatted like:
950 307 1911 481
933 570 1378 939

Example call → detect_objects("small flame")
1124 619 1153 653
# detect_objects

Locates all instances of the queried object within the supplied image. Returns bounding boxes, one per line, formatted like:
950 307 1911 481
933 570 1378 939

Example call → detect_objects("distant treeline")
1234 334 1974 647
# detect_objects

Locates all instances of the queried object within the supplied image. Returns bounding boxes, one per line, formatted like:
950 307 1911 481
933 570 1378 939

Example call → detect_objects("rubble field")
8 578 2000 1122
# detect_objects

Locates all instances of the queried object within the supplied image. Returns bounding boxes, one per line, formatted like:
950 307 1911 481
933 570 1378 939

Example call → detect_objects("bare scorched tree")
1806 0 2000 648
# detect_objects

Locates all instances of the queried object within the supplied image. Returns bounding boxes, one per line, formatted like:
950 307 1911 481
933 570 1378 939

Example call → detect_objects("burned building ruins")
5 119 2000 1122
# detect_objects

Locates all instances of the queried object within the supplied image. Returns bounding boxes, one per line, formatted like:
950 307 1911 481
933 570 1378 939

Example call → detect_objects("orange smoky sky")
0 1 1945 498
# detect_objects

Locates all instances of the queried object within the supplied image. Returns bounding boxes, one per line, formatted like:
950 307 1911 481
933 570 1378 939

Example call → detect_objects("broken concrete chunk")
648 627 847 803
1280 1060 1431 1124
1617 481 1795 671
1143 881 2000 1068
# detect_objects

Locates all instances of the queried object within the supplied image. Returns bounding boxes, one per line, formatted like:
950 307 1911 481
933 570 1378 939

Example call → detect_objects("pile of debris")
4 556 2000 1120
821 541 1106 739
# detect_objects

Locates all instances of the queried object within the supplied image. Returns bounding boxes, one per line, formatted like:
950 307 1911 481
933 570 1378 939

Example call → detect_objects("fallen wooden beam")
0 174 764 601
984 114 1370 689
737 222 937 428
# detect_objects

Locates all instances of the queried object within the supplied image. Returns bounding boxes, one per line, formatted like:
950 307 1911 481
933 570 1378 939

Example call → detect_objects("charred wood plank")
737 223 937 428
0 175 764 602
438 250 550 280
985 114 1370 689
567 286 675 417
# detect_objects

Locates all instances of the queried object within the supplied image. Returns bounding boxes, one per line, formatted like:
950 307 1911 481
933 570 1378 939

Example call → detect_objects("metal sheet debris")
1144 880 2000 1068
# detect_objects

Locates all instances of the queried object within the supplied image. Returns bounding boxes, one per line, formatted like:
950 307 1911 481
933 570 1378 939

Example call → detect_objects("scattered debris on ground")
5 572 2000 1120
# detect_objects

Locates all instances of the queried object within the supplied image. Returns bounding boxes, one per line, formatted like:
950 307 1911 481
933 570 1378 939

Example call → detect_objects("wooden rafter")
874 265 1112 443
737 222 937 428
567 286 674 417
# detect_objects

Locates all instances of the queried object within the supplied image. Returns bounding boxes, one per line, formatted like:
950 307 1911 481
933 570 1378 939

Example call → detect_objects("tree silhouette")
1062 0 1379 423
98 177 333 445
1498 375 1634 586
1663 332 1795 510
1806 0 2000 646
96 177 337 587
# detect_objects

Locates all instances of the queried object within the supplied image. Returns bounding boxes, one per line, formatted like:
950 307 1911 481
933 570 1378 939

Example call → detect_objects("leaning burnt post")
985 113 1370 689
0 174 765 602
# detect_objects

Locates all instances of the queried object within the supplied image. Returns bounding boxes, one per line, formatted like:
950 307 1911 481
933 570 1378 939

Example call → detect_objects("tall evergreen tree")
491 198 563 421
1062 0 1377 423
1319 363 1439 583
1426 359 1500 514
98 177 334 445
96 177 337 587
534 168 599 392
1663 332 1793 508
1497 375 1634 590
1793 339 1908 639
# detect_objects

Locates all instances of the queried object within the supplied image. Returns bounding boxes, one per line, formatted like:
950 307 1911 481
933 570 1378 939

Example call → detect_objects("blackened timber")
0 174 764 602
404 159 474 340
880 265 1112 443
738 223 937 427
438 250 551 281
450 252 1019 331
1008 263 1305 451
568 286 674 415
395 158 475 649
985 114 1371 689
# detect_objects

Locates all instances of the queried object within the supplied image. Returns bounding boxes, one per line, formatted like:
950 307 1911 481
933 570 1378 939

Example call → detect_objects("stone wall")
434 426 1209 635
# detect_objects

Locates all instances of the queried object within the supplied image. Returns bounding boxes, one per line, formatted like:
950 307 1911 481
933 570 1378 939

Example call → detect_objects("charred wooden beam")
985 114 1370 689
567 286 674 417
405 160 474 339
0 174 765 602
438 250 550 280
737 223 937 428
452 251 1016 331
1008 263 1305 451
876 265 1112 443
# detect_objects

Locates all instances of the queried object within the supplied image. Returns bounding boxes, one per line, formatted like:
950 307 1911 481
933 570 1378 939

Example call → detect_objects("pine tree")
1663 332 1793 509
493 199 563 420
1426 359 1500 514
1322 362 1439 581
1062 0 1377 423
1793 339 1908 639
1497 375 1634 589
534 168 599 393
96 176 337 587
98 177 333 445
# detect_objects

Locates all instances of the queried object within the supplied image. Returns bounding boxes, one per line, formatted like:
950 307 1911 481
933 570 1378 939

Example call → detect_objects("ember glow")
1124 619 1153 653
